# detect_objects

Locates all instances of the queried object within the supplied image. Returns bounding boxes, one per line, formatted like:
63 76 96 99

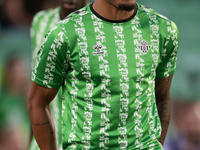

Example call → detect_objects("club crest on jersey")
93 45 104 55
137 40 152 54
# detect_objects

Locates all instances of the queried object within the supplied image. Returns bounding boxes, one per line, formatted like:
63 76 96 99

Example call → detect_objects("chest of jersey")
61 15 163 149
66 17 161 88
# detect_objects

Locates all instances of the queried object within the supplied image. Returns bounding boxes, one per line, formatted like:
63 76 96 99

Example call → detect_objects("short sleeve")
156 21 180 78
31 24 69 89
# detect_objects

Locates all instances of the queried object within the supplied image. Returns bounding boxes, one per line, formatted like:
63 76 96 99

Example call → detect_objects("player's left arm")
155 74 173 145
155 20 179 145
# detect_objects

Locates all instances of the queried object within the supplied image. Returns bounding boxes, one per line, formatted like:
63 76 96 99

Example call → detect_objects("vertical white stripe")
75 13 93 150
113 23 129 150
91 14 111 150
131 16 144 149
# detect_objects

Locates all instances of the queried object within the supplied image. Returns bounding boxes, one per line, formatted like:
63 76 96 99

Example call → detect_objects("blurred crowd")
0 0 200 149
0 0 59 149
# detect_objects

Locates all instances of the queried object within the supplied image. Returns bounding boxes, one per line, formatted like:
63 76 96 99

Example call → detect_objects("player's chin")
119 0 136 4
119 0 136 2
118 3 136 12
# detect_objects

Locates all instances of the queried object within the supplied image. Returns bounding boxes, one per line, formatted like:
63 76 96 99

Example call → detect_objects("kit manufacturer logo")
93 45 104 55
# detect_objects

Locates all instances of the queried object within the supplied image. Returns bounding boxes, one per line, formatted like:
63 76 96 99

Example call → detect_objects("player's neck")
92 0 136 21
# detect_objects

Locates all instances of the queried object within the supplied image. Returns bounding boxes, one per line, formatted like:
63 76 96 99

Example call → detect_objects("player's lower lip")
63 3 76 9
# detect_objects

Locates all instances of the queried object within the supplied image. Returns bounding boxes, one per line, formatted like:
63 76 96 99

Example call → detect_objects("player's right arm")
28 81 59 150
29 22 69 149
29 11 45 149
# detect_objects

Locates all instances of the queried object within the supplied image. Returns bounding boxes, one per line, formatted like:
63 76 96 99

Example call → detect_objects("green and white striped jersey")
32 3 179 150
30 7 63 150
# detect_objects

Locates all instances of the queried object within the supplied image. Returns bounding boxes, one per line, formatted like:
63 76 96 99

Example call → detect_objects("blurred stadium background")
0 0 200 149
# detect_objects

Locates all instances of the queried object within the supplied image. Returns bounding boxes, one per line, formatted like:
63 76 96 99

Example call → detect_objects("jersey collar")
90 2 138 23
